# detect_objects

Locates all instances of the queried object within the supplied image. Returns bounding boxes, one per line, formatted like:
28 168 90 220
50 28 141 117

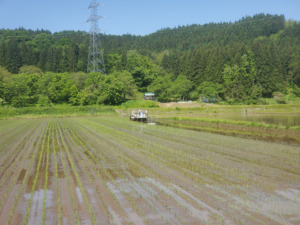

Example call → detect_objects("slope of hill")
0 13 299 105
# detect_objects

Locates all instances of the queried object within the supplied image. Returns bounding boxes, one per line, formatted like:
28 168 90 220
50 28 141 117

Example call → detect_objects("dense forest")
0 13 299 106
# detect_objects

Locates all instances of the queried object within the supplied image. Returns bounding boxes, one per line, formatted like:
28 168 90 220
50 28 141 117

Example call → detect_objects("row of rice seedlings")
79 118 272 223
53 120 79 225
120 125 235 185
121 137 208 184
86 118 206 186
60 122 113 221
60 119 127 223
116 119 245 185
65 118 154 224
52 121 62 225
206 184 275 225
56 119 97 225
198 152 289 223
0 120 35 148
0 119 22 132
63 123 120 221
85 117 235 223
41 122 51 225
69 118 187 224
0 120 28 147
85 118 206 181
123 136 237 223
73 138 151 224
97 143 179 225
82 116 298 225
0 120 35 165
86 140 168 223
134 128 257 223
0 123 38 191
107 126 201 224
144 129 271 224
0 121 44 210
95 118 258 223
78 118 234 224
23 121 50 225
5 121 48 225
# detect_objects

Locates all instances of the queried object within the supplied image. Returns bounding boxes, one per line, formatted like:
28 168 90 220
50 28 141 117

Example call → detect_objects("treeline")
0 66 136 107
0 13 300 106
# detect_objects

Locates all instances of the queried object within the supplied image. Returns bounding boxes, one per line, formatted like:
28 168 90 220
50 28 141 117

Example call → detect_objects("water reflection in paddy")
199 113 300 127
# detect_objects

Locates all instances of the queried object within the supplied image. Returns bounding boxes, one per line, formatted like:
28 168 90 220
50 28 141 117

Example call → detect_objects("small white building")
144 92 156 101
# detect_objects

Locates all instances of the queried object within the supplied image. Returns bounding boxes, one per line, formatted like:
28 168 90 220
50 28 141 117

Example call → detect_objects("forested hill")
101 14 289 51
137 14 286 50
0 13 300 106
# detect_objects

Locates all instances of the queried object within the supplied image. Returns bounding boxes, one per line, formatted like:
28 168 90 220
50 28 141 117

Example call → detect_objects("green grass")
1 103 299 119
117 100 159 109
0 105 116 119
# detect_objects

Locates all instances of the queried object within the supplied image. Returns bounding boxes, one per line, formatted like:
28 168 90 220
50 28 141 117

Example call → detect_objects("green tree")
18 65 43 76
67 42 78 72
126 50 158 92
97 71 136 105
37 95 51 106
0 66 12 81
79 72 102 105
45 46 59 72
148 75 172 102
289 53 300 87
112 70 136 100
223 64 238 101
3 74 30 107
47 73 75 103
5 39 22 74
71 72 89 91
97 74 124 105
37 72 54 97
0 66 11 99
169 75 193 101
69 84 79 105
193 81 224 101
0 42 5 67
25 73 40 104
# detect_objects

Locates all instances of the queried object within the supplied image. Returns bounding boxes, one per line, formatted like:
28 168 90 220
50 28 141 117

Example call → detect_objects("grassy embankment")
0 105 116 119
149 103 300 145
0 100 159 119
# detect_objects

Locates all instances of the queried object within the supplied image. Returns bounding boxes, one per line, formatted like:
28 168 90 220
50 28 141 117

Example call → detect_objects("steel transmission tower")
87 0 106 74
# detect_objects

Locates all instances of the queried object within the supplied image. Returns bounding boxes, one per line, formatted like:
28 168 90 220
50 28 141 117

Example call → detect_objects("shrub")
273 92 286 104
37 95 51 107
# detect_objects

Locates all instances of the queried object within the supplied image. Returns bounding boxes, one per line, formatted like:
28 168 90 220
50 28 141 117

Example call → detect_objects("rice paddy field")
0 116 300 225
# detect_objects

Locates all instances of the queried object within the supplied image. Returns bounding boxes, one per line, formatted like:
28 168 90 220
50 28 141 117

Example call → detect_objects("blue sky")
0 0 299 35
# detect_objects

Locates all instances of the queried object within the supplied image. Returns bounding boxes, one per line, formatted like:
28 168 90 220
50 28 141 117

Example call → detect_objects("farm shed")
144 92 156 100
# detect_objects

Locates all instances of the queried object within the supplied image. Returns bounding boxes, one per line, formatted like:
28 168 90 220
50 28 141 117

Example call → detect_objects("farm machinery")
130 109 148 121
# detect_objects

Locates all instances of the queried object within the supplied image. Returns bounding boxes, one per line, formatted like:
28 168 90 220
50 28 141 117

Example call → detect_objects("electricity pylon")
87 0 106 74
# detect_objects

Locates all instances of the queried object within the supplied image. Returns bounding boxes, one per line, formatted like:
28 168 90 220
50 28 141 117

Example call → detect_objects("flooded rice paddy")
198 113 300 127
0 116 299 224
